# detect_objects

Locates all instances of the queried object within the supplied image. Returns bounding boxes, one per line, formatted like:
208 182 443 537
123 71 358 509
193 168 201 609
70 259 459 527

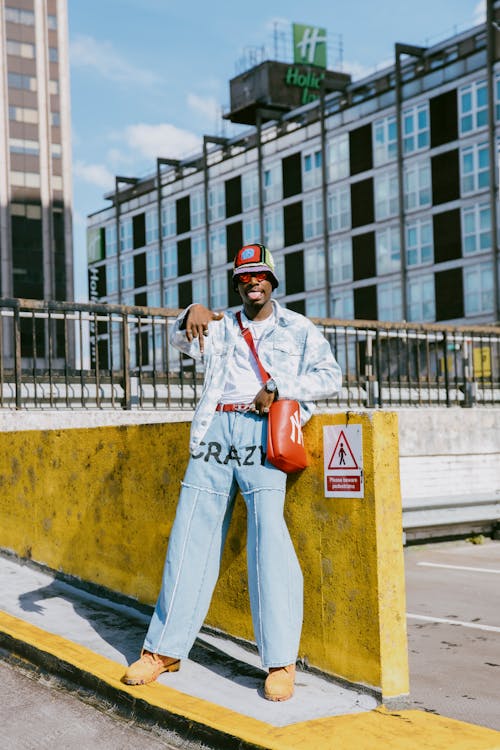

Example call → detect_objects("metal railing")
0 297 499 410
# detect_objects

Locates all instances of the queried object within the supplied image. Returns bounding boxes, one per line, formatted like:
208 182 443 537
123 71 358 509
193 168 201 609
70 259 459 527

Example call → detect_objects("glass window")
208 183 225 222
211 275 227 309
148 290 161 307
306 294 327 317
243 213 260 245
374 171 399 220
460 142 489 194
406 219 433 266
242 171 259 211
120 257 134 290
49 47 58 63
373 115 397 166
464 261 494 315
209 226 226 266
403 103 429 154
263 162 282 204
332 289 354 319
303 194 323 240
462 203 491 255
192 233 207 273
47 14 57 30
146 249 160 283
9 138 39 156
303 149 322 190
163 242 177 279
408 275 435 322
145 209 158 245
161 202 176 238
327 186 350 232
326 133 349 182
119 218 133 252
51 111 60 127
48 80 59 95
6 40 35 58
10 171 40 188
264 207 284 249
273 253 285 297
8 73 36 91
164 284 178 309
376 226 400 275
4 7 35 24
459 79 488 134
304 245 324 291
190 188 205 229
329 237 352 284
105 225 117 257
190 277 207 306
378 281 402 322
9 106 38 124
404 160 431 211
106 264 118 295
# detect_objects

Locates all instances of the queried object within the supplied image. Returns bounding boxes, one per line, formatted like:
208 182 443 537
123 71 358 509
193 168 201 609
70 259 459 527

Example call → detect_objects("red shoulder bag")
236 312 308 473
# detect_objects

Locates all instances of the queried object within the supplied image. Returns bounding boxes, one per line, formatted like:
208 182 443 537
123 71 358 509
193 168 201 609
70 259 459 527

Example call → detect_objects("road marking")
417 562 500 574
407 613 500 633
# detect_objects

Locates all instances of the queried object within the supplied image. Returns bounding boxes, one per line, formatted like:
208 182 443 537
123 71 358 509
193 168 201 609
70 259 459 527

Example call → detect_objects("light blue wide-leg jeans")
143 411 303 668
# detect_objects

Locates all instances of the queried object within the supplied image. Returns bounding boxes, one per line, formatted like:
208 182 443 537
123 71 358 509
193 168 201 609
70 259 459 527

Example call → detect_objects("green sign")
293 23 327 68
284 66 325 104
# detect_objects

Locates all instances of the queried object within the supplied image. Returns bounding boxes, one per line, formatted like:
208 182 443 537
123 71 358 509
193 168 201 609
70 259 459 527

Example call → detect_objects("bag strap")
236 311 270 384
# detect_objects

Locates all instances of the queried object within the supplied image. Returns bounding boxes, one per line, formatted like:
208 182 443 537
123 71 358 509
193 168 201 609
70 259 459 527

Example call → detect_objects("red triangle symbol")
328 430 358 470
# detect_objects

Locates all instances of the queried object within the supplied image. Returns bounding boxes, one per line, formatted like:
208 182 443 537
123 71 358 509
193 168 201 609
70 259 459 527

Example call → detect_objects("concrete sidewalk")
0 552 499 750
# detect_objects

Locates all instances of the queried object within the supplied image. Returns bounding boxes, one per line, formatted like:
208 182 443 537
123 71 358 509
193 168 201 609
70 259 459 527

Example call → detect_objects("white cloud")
187 93 221 123
122 123 201 160
473 0 486 25
73 160 115 190
70 34 161 88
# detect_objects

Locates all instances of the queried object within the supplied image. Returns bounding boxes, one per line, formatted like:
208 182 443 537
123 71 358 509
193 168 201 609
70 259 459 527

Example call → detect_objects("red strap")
236 311 270 384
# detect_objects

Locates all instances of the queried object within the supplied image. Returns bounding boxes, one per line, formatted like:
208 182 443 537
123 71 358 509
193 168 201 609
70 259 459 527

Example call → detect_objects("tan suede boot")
122 650 180 685
264 664 296 701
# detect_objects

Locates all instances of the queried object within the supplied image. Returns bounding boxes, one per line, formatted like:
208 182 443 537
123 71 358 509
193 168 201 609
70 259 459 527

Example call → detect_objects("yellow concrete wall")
0 412 408 700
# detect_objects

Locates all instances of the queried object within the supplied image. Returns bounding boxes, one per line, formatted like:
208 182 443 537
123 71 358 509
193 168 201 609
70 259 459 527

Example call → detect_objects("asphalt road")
405 538 500 730
0 538 498 747
0 660 182 750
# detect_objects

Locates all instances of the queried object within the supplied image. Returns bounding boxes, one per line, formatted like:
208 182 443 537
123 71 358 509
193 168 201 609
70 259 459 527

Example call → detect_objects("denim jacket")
170 299 342 452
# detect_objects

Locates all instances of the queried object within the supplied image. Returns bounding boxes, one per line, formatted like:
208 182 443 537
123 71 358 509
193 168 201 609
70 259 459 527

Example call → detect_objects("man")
123 243 342 701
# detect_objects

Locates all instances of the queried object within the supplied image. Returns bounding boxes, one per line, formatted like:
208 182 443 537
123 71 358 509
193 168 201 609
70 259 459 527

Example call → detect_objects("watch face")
266 379 277 392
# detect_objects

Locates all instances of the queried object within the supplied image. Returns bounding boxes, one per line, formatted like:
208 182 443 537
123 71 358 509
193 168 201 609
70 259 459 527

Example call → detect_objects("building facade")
0 0 73 312
87 7 500 355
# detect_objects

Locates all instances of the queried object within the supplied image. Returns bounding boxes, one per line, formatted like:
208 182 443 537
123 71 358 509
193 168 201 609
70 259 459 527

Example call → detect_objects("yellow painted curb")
1 610 499 750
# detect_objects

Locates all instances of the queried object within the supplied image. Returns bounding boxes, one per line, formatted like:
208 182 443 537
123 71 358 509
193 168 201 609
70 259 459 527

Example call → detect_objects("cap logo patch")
241 247 256 260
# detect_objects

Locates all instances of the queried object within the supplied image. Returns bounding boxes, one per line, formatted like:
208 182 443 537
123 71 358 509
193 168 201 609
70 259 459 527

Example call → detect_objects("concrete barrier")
0 411 408 703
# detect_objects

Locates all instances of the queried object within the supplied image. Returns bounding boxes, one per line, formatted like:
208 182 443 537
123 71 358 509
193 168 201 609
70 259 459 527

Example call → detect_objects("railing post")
121 311 131 410
13 301 21 409
364 332 374 407
462 336 476 408
443 331 451 408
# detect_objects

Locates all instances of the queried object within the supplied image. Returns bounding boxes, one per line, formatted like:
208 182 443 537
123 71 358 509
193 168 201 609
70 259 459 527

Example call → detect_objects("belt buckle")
235 403 251 412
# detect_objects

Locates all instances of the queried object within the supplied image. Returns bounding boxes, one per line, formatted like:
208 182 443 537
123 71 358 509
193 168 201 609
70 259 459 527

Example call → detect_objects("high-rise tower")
0 0 73 305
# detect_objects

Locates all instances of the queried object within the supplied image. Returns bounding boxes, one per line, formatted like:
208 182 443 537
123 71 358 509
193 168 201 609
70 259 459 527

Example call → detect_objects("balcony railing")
0 297 499 410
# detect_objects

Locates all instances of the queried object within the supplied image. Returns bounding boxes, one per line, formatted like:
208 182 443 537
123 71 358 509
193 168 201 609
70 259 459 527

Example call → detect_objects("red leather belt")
216 403 254 413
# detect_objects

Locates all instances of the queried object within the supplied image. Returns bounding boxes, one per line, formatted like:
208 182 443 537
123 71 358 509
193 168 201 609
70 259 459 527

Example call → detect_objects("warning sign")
323 424 364 498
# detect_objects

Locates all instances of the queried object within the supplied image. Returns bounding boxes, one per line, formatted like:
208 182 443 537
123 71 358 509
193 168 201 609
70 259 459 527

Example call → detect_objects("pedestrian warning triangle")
328 430 358 470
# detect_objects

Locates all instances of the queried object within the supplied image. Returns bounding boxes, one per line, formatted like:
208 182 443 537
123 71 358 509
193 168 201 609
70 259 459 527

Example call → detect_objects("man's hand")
184 304 223 353
252 386 276 416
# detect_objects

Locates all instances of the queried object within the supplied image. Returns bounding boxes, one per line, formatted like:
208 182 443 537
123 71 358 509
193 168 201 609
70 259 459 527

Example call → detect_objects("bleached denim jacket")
170 299 342 452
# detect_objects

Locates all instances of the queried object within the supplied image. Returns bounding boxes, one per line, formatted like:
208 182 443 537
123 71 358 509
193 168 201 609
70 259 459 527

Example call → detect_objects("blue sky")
67 0 485 300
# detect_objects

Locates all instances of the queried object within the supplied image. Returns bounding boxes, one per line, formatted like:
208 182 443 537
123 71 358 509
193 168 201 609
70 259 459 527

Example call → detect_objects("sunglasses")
236 271 270 284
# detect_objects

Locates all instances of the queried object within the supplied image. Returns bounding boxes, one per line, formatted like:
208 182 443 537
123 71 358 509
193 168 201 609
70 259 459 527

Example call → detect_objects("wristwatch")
264 378 278 394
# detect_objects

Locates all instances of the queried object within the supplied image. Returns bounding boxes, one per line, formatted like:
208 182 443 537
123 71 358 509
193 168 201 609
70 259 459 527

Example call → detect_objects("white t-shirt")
219 310 275 404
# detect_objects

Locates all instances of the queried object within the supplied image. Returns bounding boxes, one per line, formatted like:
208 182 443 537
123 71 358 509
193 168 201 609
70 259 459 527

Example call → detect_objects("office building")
0 0 73 312
87 7 500 359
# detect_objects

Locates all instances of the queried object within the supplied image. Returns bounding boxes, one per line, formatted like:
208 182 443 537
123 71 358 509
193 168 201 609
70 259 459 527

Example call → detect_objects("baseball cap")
232 243 279 289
